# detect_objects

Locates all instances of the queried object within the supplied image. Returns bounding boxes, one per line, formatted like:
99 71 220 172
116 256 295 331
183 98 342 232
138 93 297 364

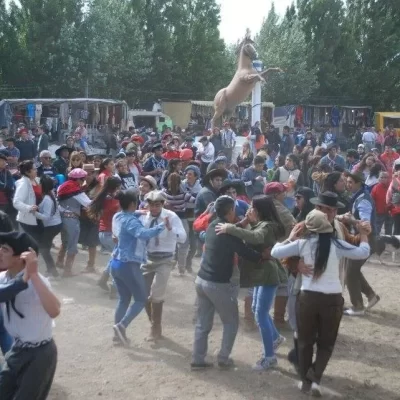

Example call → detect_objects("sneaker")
190 362 214 371
252 357 278 371
366 295 380 310
311 382 322 397
113 324 130 347
298 381 311 393
273 335 286 350
112 335 124 346
186 266 193 274
343 308 365 316
218 358 235 370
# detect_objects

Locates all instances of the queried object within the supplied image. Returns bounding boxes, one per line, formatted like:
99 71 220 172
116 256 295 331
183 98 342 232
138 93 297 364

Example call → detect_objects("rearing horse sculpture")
212 37 282 127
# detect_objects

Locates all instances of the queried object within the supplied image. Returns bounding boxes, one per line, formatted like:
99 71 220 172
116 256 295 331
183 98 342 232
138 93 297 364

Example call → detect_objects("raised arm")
271 239 302 259
224 223 266 245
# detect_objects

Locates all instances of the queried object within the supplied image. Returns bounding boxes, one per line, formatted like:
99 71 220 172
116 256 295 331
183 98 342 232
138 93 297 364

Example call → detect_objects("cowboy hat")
203 168 228 185
145 190 165 203
140 175 157 190
309 191 345 208
55 144 73 156
305 209 334 234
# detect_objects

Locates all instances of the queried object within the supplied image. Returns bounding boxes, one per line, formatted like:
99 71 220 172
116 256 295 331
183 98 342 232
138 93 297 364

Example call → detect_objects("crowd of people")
0 120 397 398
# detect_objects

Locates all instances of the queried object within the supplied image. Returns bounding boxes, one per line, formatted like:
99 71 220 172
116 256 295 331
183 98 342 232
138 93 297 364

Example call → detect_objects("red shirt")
162 150 181 161
99 197 120 232
380 151 399 175
98 171 112 186
371 182 389 215
33 183 43 204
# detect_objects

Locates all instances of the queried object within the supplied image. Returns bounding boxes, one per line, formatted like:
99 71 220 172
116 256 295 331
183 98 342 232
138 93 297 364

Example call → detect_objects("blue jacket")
112 211 165 264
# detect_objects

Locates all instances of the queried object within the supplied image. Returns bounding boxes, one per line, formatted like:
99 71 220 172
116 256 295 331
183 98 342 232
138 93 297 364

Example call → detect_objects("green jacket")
225 221 288 288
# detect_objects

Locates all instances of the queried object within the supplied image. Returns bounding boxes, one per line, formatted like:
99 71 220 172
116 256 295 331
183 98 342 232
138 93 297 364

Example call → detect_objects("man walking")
191 196 265 370
342 172 380 315
221 122 236 163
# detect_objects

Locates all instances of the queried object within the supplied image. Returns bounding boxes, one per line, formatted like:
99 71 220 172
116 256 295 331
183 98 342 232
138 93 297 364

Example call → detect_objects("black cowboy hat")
219 179 242 194
55 145 73 156
310 191 345 209
203 168 228 185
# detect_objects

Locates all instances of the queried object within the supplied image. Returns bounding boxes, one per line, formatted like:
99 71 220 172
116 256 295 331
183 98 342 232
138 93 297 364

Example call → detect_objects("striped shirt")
0 271 53 343
161 189 196 218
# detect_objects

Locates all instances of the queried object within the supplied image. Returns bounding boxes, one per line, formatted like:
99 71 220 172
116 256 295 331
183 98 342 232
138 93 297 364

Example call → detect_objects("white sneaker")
366 295 380 310
344 308 365 316
273 335 286 350
311 382 322 397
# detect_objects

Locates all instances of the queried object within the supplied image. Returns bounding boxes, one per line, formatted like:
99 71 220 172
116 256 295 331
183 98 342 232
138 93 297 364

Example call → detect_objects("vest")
352 189 376 236
278 166 300 198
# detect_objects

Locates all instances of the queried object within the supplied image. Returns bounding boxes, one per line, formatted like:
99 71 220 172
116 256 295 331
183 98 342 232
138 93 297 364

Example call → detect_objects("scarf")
57 180 82 201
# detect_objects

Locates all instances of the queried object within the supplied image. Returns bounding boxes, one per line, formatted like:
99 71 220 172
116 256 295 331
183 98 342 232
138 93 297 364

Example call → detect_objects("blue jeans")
0 310 13 355
111 261 147 328
252 285 280 358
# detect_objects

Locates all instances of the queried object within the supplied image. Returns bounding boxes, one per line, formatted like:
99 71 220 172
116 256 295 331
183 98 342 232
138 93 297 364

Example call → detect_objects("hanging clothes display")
0 101 13 128
331 106 340 127
27 103 35 120
35 104 42 123
59 103 69 125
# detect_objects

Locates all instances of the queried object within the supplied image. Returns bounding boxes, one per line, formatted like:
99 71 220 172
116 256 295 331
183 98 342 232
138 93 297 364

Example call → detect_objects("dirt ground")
6 244 400 400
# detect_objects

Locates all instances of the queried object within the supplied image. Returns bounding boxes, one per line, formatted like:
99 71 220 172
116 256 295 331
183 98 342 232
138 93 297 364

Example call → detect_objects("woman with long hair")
293 187 314 222
162 172 195 275
68 151 83 173
37 175 62 277
236 141 254 172
160 158 183 189
56 168 91 277
352 152 384 179
98 158 115 186
88 177 121 288
320 172 350 214
215 195 288 370
13 160 42 240
271 210 370 396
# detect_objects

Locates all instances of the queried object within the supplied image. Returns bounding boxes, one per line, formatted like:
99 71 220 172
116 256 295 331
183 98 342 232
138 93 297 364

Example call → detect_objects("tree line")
0 0 399 110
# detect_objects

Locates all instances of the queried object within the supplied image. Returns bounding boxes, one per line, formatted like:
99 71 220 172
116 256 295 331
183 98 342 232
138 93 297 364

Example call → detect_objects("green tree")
256 4 318 105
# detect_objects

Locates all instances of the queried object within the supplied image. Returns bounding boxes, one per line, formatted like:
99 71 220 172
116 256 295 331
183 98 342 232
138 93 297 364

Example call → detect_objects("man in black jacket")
191 196 263 371
16 130 36 161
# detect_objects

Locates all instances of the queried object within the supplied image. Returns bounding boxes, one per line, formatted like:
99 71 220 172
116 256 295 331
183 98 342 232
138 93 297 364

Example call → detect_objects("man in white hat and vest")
140 190 187 341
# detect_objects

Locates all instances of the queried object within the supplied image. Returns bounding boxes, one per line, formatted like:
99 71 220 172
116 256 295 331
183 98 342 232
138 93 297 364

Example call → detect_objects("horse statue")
212 34 282 127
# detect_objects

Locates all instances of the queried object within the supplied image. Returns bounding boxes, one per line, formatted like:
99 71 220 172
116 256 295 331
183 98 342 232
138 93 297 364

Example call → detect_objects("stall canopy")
1 98 127 107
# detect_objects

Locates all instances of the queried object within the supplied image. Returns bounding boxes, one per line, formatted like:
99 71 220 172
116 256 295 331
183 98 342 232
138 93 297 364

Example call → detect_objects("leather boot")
243 295 257 331
56 246 66 269
273 296 289 330
62 254 76 278
144 301 152 322
83 247 97 273
147 302 163 341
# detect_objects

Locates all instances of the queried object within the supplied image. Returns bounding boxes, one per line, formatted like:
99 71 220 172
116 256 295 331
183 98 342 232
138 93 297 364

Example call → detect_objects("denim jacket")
112 211 165 264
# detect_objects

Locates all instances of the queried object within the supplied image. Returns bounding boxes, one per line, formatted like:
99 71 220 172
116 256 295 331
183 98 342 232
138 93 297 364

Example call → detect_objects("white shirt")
37 195 62 227
271 237 370 294
0 271 53 343
362 131 376 142
140 208 186 254
197 142 215 163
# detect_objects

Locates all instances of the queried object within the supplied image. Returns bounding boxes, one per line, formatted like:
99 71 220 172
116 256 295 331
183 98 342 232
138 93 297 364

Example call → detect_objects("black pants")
346 258 375 309
19 222 41 242
0 339 58 400
185 220 197 268
393 214 400 235
296 291 343 385
40 224 62 272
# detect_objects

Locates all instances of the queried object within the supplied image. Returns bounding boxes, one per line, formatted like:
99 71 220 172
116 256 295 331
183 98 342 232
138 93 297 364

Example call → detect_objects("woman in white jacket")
271 210 370 397
12 160 42 240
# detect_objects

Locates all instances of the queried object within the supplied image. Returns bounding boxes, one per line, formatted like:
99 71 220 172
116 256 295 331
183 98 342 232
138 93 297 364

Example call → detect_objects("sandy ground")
4 244 400 400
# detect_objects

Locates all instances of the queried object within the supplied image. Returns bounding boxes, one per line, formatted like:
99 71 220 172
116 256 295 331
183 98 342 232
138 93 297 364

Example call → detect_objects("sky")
217 0 294 44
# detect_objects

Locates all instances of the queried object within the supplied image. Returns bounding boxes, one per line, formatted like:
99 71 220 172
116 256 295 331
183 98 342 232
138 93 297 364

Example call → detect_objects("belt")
14 338 53 349
61 211 79 219
148 252 174 260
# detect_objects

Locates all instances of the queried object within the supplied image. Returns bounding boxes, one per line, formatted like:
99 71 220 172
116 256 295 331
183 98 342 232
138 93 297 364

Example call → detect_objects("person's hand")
20 247 39 277
358 221 371 235
255 175 264 182
246 208 258 224
297 258 313 277
288 224 303 242
215 223 228 235
164 217 172 231
336 212 353 225
30 205 39 213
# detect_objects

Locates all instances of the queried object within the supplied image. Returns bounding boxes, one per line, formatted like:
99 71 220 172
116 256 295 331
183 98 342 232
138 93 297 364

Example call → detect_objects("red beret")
264 182 287 195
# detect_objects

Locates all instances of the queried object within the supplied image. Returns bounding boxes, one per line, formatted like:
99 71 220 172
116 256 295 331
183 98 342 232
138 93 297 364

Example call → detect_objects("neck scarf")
57 180 82 201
